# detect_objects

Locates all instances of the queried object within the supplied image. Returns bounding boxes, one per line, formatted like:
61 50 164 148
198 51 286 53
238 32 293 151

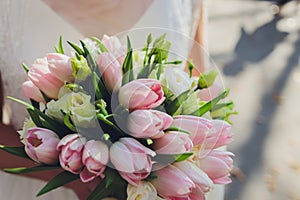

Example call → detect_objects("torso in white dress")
0 0 223 199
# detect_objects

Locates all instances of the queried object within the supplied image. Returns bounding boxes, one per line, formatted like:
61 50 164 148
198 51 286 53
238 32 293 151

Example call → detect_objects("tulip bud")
97 52 122 91
57 134 87 174
127 110 173 139
153 131 193 154
24 127 60 164
119 79 165 111
172 115 212 146
151 165 195 199
22 80 45 103
199 150 234 184
47 53 74 83
110 138 156 185
174 161 213 195
203 120 233 150
28 57 64 99
80 140 109 182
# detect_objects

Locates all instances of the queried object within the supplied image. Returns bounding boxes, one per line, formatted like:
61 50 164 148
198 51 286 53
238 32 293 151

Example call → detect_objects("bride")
0 0 224 199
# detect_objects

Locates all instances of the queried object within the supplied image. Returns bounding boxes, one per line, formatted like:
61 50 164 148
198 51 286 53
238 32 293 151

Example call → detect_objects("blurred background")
207 0 300 199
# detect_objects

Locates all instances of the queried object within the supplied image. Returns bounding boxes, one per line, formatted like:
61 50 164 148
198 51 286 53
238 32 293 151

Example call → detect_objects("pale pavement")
207 1 300 200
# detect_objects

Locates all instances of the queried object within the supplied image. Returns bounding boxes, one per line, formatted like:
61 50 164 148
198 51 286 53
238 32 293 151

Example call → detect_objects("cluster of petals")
57 134 109 183
22 53 73 102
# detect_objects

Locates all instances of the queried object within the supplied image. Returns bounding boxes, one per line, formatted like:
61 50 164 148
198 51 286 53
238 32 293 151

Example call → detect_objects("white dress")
0 0 223 199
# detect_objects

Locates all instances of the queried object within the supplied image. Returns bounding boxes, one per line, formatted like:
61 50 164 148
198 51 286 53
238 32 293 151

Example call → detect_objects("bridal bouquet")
1 34 236 200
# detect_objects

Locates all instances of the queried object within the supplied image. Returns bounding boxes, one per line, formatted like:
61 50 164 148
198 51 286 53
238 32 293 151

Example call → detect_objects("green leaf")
122 50 134 85
164 126 191 134
27 107 43 127
174 152 194 162
87 168 127 200
93 72 103 99
126 36 132 52
90 37 108 53
55 36 64 54
147 33 153 45
0 145 30 159
37 171 79 197
67 41 84 55
197 70 218 89
22 63 29 73
63 112 77 132
27 107 70 138
192 89 230 116
165 90 190 116
4 166 59 174
80 40 98 71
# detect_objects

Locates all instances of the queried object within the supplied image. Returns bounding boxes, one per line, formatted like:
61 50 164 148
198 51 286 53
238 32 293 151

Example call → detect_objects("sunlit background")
207 0 300 199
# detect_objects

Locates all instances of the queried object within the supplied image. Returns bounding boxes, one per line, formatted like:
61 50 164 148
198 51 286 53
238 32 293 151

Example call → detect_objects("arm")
189 0 207 76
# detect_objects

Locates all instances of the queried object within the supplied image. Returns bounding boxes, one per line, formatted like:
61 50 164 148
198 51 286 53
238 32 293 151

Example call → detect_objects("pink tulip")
203 120 233 150
28 57 64 99
198 83 222 101
200 150 234 184
101 35 126 64
22 80 45 103
118 79 165 111
47 53 74 83
97 52 122 91
127 110 173 139
80 140 109 182
153 131 193 154
172 115 212 146
174 161 213 195
110 137 156 185
57 134 87 174
151 165 195 199
24 127 60 164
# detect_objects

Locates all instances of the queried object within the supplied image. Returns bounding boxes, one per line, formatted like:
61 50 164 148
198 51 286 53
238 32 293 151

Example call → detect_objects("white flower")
127 181 158 200
132 50 146 77
46 92 97 127
18 118 36 144
161 67 193 98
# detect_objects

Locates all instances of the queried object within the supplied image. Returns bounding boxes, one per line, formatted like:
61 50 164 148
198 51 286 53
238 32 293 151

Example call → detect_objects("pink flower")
24 127 60 164
110 137 156 185
97 52 122 91
22 80 45 103
200 150 234 184
151 165 195 199
101 35 126 64
28 57 64 99
153 131 193 154
57 134 87 174
118 79 165 111
203 120 233 150
80 140 109 182
127 110 173 139
47 53 74 83
174 161 213 196
172 115 212 146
